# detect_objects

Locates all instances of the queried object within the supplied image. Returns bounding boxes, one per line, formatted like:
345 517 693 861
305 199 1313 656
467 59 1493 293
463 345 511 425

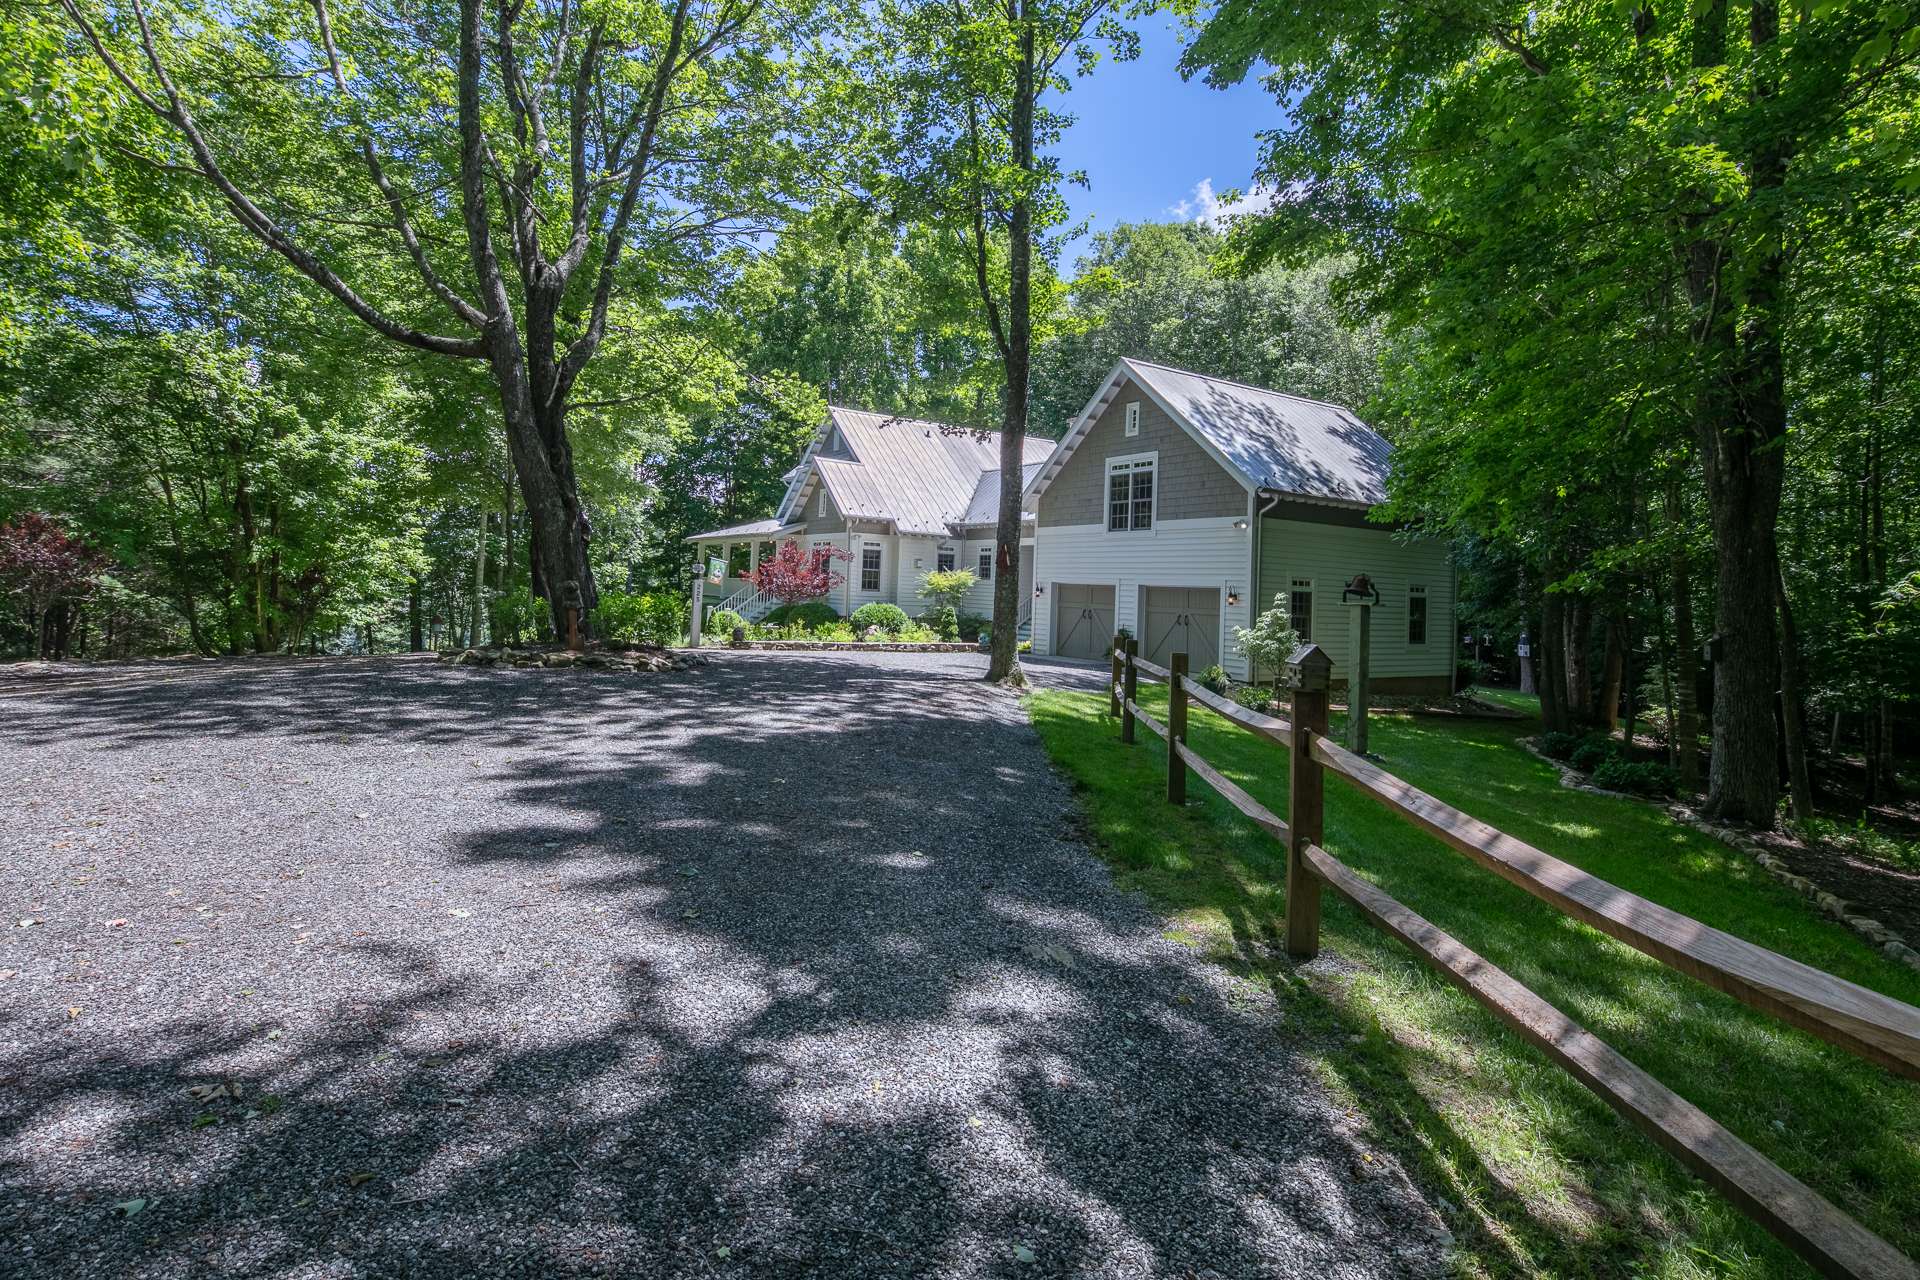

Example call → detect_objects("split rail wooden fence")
1108 636 1920 1280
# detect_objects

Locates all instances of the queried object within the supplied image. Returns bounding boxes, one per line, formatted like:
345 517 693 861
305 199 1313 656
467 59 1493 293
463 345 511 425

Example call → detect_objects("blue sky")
1049 17 1285 272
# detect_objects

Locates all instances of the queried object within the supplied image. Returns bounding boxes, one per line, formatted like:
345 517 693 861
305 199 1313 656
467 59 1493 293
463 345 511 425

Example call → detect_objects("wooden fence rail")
1109 637 1920 1280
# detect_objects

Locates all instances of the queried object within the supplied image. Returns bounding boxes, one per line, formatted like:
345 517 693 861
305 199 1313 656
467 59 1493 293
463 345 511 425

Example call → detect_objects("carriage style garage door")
1143 587 1221 672
1052 584 1116 661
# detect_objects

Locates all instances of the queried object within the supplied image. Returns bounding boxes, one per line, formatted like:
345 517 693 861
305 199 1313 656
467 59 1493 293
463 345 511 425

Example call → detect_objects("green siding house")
1024 359 1455 693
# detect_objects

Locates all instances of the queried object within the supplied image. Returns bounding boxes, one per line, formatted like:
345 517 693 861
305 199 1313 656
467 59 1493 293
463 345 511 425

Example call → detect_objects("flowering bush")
748 539 850 605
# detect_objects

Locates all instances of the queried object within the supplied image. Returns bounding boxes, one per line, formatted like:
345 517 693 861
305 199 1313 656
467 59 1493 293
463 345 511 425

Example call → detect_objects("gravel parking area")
1 651 1442 1279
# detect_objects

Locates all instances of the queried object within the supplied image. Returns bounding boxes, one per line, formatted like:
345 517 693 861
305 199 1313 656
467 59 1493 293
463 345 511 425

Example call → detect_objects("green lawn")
1026 685 1920 1279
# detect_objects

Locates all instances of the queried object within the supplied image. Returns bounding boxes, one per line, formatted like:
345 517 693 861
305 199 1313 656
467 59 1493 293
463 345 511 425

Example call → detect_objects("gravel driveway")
1 651 1442 1279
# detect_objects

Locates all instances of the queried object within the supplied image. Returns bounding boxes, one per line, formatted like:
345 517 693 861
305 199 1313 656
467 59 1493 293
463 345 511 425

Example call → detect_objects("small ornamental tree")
1232 594 1303 693
0 514 111 659
918 568 976 614
748 539 851 605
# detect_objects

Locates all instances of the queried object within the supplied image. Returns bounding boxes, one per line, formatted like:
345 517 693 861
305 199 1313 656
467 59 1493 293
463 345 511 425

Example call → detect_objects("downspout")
1251 487 1282 681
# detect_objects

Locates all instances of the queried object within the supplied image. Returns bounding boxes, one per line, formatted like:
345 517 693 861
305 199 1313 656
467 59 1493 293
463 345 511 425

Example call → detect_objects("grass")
1025 685 1920 1279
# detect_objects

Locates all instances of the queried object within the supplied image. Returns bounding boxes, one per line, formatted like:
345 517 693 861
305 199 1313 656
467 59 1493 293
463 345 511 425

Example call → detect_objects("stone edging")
720 641 981 653
1520 737 1920 972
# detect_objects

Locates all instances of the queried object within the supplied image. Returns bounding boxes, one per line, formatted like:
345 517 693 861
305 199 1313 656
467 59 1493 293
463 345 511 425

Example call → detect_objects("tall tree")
56 0 846 638
885 0 1146 683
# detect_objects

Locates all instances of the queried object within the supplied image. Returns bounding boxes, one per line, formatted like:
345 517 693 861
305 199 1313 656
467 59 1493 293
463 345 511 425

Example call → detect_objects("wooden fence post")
1285 643 1333 958
1120 637 1138 744
1109 633 1124 718
1168 651 1189 804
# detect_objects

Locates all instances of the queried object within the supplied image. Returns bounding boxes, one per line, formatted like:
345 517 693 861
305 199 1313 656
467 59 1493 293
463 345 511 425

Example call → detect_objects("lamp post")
1342 573 1380 754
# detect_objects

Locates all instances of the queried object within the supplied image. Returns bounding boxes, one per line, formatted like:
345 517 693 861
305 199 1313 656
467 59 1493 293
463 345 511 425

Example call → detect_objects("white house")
689 361 1454 693
687 407 1054 627
1023 359 1455 693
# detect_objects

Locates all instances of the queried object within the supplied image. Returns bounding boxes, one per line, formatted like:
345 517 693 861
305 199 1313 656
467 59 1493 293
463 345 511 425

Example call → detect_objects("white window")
1290 578 1313 642
817 487 826 518
1106 455 1155 532
937 546 956 573
1408 585 1428 646
861 544 882 592
977 549 992 580
1124 401 1140 438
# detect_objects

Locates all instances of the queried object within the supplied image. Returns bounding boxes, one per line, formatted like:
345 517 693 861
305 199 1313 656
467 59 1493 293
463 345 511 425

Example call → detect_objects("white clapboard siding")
1030 516 1256 679
1255 518 1454 681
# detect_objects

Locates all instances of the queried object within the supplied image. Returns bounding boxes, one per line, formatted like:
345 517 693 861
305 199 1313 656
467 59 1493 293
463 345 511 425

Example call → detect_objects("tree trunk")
1665 471 1702 790
409 576 425 652
1540 592 1572 735
1564 596 1593 724
472 505 488 648
1773 555 1814 822
985 8 1035 685
1600 610 1627 733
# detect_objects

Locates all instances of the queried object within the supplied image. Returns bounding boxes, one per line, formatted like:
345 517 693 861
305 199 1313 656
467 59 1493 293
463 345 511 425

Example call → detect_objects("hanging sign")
706 556 726 587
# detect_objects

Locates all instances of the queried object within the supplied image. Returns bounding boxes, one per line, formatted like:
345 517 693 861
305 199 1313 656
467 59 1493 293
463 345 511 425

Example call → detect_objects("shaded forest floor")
1028 684 1920 1279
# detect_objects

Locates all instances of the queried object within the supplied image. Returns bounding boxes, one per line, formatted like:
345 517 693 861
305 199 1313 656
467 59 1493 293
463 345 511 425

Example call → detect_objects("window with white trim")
977 549 992 580
1124 401 1140 437
1107 456 1155 532
816 487 827 518
861 544 882 592
1408 585 1428 646
1289 579 1313 642
937 547 956 573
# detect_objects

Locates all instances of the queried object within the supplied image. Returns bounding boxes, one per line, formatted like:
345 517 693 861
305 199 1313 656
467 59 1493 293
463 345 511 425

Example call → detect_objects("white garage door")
1052 584 1116 661
1142 587 1221 672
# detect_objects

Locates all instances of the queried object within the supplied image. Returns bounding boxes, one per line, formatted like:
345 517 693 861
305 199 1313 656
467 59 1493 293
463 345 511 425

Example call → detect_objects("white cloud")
1170 177 1282 229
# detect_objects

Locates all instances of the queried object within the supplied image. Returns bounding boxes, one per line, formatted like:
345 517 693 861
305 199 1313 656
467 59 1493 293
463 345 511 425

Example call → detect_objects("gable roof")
780 407 1054 536
1025 358 1392 509
957 461 1048 526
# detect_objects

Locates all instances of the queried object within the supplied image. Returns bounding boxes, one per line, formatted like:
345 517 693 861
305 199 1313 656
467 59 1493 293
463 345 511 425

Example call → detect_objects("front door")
1052 584 1116 660
1143 587 1221 672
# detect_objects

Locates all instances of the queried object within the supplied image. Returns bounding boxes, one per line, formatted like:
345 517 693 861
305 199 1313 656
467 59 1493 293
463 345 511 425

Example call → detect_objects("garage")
1142 586 1221 672
1052 583 1116 661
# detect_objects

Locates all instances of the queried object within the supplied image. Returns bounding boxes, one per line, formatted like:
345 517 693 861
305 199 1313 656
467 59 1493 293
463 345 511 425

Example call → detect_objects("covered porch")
686 518 803 620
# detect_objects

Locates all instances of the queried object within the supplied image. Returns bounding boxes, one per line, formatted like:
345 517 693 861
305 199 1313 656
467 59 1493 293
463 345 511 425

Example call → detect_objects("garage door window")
1107 456 1155 532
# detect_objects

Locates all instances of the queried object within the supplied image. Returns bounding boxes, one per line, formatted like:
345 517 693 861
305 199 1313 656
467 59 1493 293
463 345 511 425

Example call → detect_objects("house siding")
1029 514 1257 680
1037 376 1247 528
803 472 845 534
1254 516 1454 692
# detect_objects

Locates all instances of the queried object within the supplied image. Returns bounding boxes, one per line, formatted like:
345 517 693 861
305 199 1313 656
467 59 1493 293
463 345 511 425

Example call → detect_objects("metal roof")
1027 358 1391 508
782 407 1055 536
957 462 1047 526
684 517 801 543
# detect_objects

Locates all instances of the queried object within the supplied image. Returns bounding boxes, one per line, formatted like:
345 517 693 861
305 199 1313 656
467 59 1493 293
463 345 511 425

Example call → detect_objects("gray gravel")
0 651 1443 1279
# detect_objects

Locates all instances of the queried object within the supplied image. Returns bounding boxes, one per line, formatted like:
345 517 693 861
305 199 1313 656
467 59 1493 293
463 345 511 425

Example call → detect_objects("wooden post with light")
1284 643 1333 957
1342 573 1379 754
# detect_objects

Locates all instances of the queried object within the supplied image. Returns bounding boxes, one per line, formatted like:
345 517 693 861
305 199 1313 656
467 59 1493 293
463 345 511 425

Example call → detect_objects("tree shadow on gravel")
0 654 1446 1278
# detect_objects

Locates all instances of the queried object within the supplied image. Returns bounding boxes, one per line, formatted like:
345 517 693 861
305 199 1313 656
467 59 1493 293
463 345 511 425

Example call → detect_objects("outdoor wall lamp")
1034 584 1045 597
1232 519 1248 530
1226 587 1241 606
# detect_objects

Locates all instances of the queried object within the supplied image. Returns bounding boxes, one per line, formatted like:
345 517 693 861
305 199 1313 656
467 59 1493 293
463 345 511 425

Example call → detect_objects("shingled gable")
1023 358 1392 509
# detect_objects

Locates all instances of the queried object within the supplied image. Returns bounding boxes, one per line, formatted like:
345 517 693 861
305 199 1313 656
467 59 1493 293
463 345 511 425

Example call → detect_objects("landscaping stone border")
440 646 704 672
1521 736 1920 973
723 640 981 653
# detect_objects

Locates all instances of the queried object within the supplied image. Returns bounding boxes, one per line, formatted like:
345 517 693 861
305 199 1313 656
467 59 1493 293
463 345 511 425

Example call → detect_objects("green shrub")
1539 730 1583 761
851 602 910 633
1591 756 1679 798
1200 663 1230 695
1569 736 1617 774
956 612 991 642
921 605 959 640
594 591 686 646
919 568 976 613
762 601 839 628
705 608 746 638
490 584 551 644
1233 685 1275 713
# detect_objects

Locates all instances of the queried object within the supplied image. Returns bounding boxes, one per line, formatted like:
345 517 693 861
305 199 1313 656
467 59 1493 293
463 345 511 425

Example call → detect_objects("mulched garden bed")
441 644 704 672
